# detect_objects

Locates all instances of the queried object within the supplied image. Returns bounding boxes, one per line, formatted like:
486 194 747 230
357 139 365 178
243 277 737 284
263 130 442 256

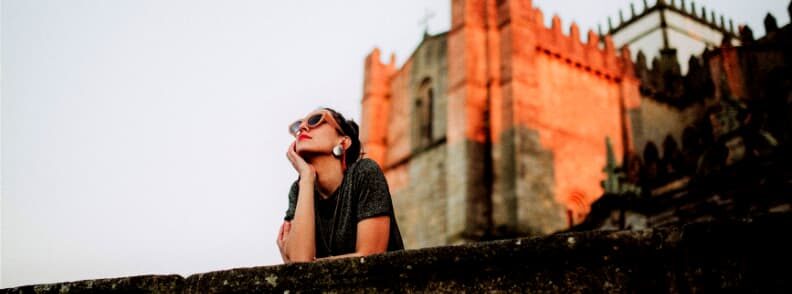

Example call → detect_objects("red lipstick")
298 134 312 141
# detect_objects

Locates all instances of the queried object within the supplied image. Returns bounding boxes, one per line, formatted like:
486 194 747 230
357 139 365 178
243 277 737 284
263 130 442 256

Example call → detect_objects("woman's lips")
298 134 312 141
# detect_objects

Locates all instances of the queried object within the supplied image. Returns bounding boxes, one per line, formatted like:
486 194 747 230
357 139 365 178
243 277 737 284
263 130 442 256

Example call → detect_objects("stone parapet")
4 213 792 293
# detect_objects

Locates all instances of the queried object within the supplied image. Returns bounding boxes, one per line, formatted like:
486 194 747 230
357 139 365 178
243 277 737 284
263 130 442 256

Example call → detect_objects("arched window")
415 78 434 147
566 190 589 226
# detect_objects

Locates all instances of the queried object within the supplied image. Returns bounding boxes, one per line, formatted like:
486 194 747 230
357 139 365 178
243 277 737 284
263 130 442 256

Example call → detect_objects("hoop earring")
332 145 344 157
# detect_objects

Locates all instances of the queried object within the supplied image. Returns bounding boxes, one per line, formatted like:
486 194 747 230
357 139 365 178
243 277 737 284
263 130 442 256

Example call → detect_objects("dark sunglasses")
288 110 345 137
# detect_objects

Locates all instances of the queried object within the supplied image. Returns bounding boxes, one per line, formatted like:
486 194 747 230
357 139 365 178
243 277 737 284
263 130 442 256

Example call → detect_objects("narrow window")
416 78 434 147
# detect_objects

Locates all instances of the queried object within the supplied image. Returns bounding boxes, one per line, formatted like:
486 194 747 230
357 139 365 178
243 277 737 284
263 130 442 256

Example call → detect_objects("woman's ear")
341 136 352 149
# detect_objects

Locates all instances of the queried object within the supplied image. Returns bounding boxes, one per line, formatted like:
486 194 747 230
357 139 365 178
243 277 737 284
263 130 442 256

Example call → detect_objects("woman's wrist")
300 173 316 184
299 174 315 186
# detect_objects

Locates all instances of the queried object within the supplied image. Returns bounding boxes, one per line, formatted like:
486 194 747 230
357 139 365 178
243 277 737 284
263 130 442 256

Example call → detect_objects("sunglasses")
288 110 345 137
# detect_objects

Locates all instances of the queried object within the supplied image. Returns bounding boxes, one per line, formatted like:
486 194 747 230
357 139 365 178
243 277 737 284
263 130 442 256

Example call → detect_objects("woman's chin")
296 148 321 157
294 144 308 154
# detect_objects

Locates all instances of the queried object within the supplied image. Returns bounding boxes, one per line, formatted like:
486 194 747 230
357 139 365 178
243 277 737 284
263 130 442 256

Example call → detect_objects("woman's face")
293 112 343 156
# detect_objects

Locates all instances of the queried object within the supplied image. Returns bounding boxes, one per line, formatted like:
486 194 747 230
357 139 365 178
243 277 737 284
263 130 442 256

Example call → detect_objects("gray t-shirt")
284 158 404 258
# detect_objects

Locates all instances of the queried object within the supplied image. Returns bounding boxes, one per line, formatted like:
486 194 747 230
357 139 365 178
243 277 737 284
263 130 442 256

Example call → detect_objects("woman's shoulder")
346 158 391 199
347 158 385 177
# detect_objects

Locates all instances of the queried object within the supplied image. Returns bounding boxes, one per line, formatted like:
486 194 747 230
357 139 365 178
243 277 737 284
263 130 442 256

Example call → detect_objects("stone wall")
525 52 627 224
512 128 565 235
409 33 449 148
631 98 703 154
491 0 639 233
5 213 791 293
391 144 448 249
378 32 452 249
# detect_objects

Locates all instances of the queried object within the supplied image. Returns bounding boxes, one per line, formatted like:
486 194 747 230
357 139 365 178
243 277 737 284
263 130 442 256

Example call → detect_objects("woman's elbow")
284 245 314 262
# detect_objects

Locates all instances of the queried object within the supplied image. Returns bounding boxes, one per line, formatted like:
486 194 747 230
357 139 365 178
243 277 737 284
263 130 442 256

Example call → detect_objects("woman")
277 107 404 262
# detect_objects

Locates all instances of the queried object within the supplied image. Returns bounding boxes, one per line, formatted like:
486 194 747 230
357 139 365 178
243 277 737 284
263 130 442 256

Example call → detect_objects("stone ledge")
4 213 792 293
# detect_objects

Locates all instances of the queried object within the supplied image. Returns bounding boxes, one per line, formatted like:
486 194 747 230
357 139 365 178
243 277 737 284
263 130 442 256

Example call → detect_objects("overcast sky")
2 0 788 288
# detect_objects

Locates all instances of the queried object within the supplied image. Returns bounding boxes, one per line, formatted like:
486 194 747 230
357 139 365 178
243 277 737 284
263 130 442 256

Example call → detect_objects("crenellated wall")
488 0 639 234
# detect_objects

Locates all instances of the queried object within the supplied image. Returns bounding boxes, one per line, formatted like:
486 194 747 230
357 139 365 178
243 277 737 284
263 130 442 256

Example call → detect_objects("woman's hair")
323 107 362 167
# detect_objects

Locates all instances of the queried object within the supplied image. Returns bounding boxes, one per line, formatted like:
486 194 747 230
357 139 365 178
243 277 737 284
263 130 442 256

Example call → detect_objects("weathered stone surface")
0 274 183 293
631 98 704 156
409 33 449 149
393 144 448 248
513 127 567 236
4 213 792 293
383 32 452 250
446 139 492 244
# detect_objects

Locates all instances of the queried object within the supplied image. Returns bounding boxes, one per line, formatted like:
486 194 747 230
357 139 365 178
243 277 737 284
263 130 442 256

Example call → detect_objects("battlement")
606 0 739 38
360 47 397 166
633 48 710 108
632 8 791 108
362 48 396 102
529 8 634 81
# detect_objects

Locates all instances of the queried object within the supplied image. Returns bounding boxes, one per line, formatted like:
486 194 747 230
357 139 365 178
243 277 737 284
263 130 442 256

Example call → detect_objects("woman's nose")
297 123 309 135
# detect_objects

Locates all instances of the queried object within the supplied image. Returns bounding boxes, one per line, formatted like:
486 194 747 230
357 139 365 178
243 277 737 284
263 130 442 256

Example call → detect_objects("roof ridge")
606 0 738 38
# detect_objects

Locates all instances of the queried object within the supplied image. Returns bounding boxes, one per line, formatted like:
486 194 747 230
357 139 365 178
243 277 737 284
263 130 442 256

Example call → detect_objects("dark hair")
323 107 362 167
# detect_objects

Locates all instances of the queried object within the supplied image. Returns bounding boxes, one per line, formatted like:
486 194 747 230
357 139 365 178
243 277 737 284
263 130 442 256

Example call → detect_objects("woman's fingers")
286 142 310 172
288 141 298 156
278 222 285 241
286 141 316 182
286 142 302 167
286 142 295 162
277 221 292 246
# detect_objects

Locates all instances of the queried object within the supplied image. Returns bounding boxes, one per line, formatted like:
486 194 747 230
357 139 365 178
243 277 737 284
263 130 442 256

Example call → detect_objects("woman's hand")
277 221 291 263
286 141 316 183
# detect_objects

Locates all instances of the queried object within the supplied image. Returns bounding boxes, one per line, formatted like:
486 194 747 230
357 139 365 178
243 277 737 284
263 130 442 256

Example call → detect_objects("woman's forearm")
285 178 316 262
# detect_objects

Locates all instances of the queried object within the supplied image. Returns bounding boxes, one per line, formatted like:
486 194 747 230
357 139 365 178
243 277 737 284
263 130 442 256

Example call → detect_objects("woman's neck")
307 155 344 199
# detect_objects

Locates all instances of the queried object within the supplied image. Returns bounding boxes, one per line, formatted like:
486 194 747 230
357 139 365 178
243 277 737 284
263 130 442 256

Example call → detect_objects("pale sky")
2 0 788 288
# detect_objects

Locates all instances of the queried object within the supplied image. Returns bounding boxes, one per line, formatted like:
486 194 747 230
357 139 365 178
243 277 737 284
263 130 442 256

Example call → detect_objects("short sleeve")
284 180 299 221
353 159 394 221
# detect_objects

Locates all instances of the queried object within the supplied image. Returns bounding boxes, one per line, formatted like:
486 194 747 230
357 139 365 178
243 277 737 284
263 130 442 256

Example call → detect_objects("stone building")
358 0 790 249
578 5 792 231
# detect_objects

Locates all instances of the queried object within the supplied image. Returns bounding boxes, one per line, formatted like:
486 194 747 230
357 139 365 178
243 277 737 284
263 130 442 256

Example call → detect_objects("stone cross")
419 8 436 33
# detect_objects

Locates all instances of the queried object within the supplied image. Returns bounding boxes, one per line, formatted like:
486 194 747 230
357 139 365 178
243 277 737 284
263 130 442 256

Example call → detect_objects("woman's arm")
284 142 317 262
284 178 316 262
315 215 390 261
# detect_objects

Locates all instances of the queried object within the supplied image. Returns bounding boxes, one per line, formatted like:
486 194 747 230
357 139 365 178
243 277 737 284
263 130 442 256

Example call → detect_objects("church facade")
358 0 789 249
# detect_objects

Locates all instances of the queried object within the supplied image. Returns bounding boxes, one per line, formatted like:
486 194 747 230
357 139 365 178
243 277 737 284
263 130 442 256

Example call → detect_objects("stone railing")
3 213 791 293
